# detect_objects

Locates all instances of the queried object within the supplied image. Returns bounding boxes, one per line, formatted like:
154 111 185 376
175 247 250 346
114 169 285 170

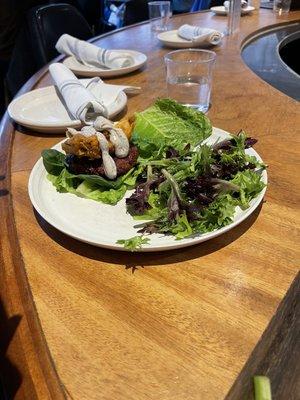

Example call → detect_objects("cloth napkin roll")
55 34 135 70
85 79 141 102
49 63 107 124
177 25 223 46
49 63 141 124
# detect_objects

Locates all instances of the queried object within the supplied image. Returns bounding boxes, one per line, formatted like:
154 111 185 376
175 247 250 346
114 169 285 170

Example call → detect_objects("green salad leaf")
42 149 66 175
43 151 143 205
231 169 266 209
193 194 237 233
116 236 150 251
170 213 193 240
132 98 212 157
75 181 127 204
126 130 266 241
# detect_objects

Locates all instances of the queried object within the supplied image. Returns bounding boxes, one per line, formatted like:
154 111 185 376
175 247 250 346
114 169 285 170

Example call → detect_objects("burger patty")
65 145 139 177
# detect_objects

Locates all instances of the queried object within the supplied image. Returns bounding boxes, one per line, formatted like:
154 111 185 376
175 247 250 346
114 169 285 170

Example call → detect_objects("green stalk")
253 376 272 400
161 169 183 202
146 165 153 181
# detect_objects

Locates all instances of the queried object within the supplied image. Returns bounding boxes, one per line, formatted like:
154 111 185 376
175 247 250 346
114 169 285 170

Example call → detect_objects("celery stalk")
253 376 272 400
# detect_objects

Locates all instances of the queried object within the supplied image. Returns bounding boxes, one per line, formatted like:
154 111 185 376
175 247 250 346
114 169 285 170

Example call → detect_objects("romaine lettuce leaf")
47 170 128 205
47 169 77 194
76 181 127 205
46 164 143 205
132 98 212 157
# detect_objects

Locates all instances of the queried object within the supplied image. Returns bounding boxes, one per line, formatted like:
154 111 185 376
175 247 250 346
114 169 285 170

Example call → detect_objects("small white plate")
210 5 255 15
157 30 215 48
28 127 267 252
63 50 147 77
8 85 127 133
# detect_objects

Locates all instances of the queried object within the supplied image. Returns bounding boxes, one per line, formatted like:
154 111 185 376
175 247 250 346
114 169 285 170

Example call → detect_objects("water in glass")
167 75 211 113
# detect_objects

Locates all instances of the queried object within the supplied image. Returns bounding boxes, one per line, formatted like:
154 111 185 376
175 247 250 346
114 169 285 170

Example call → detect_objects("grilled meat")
66 145 139 177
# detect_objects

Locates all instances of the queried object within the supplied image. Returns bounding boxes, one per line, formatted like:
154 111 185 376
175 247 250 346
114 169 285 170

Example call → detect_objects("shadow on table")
0 298 22 399
14 123 65 139
34 200 264 272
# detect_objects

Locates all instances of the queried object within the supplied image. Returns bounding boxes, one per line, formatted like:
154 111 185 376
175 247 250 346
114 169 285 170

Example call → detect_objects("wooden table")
1 9 299 400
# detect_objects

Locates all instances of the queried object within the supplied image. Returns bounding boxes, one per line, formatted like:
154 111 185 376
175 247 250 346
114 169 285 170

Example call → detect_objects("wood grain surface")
1 9 300 400
226 272 300 400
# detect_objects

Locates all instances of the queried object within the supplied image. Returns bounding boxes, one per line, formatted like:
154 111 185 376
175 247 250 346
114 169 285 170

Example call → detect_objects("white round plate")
28 127 267 252
63 50 147 77
210 5 255 15
8 85 127 133
157 30 215 48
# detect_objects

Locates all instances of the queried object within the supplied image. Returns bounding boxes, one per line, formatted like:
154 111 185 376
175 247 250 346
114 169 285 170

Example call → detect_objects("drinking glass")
273 0 291 14
148 1 171 32
164 49 216 113
226 0 241 35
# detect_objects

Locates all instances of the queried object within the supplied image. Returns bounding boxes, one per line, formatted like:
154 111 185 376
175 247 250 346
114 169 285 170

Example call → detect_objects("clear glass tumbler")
273 0 291 14
164 49 216 113
226 0 241 35
148 1 171 32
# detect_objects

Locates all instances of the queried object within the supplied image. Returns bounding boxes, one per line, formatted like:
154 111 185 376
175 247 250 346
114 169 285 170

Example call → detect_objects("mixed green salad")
42 99 266 250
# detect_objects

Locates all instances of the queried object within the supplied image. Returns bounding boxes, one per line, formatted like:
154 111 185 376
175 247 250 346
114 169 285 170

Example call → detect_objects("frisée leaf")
231 169 266 209
116 236 150 251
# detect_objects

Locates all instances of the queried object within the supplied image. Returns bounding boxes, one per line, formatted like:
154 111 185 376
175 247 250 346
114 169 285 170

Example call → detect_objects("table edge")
0 72 66 399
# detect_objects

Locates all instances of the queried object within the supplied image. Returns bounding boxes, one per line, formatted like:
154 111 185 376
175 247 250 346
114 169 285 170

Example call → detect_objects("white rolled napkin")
49 63 107 124
224 0 248 9
177 25 223 46
55 34 134 70
49 63 141 124
84 79 141 103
